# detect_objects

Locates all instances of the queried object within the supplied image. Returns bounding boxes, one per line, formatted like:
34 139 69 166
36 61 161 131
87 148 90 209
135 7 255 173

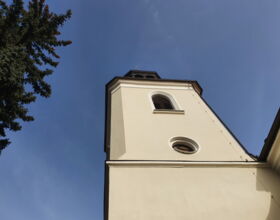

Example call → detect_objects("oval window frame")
170 137 199 154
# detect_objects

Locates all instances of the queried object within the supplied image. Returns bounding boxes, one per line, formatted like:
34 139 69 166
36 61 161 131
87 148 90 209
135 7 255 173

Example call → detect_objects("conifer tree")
0 0 71 152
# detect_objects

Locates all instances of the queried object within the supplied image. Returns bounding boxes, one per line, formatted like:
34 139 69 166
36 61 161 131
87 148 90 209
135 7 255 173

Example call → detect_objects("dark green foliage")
0 0 71 152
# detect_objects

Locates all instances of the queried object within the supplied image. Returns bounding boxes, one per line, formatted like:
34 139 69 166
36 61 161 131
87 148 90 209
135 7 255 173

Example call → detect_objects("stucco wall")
109 81 253 161
108 165 280 220
106 79 280 220
109 88 126 159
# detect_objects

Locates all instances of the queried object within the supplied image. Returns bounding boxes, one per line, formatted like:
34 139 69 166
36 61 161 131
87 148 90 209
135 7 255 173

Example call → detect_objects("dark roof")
259 108 280 161
124 70 161 79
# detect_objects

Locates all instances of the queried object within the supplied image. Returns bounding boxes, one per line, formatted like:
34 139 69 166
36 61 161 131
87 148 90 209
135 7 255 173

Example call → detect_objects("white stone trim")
110 81 194 94
153 110 185 114
106 161 269 168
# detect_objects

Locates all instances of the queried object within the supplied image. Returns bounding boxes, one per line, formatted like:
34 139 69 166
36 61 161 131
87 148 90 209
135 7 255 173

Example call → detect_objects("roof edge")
259 108 280 161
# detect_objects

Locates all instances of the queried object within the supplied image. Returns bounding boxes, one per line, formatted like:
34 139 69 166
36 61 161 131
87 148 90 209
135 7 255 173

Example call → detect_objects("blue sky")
0 0 279 219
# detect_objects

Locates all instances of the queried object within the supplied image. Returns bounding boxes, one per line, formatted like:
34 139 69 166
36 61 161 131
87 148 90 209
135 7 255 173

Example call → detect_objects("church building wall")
105 73 280 220
107 165 280 220
109 81 253 161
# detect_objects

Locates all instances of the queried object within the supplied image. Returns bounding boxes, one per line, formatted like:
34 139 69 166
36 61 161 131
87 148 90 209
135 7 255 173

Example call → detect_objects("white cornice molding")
110 80 193 94
106 161 269 168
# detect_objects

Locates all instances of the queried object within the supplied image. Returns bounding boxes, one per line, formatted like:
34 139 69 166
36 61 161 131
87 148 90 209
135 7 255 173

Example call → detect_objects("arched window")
152 94 174 110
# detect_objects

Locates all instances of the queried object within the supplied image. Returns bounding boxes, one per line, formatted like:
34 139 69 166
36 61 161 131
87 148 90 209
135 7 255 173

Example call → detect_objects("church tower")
104 70 279 220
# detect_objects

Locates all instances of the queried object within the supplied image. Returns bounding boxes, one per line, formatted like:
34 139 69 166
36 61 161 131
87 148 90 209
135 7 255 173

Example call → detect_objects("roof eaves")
259 108 280 161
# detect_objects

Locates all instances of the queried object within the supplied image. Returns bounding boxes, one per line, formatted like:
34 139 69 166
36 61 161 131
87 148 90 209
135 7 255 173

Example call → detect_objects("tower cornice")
106 77 203 96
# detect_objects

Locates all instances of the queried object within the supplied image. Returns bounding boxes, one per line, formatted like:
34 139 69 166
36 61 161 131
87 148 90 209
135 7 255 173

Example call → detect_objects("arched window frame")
149 91 184 114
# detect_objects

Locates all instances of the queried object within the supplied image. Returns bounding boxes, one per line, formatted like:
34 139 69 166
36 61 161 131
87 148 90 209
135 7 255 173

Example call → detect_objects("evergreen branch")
0 0 71 152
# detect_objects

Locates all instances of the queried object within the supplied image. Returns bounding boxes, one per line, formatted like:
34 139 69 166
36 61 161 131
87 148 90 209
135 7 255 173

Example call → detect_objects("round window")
170 137 199 154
